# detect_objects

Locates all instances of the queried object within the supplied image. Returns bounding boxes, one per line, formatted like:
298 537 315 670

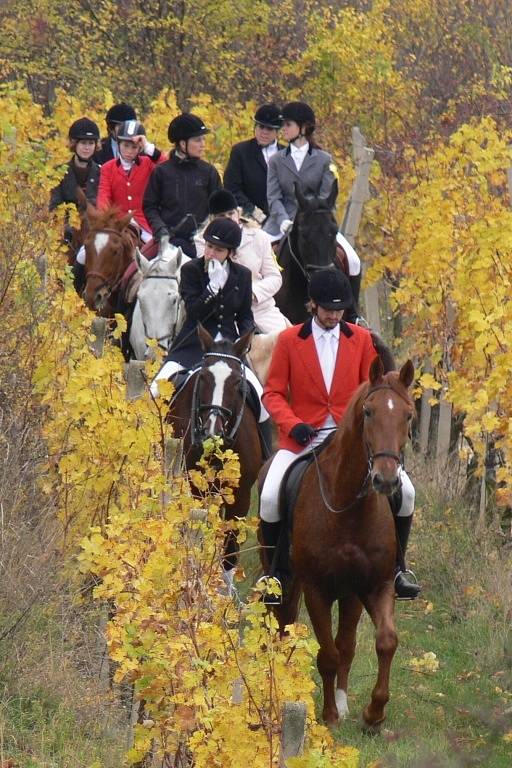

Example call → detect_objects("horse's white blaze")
94 232 109 256
206 361 232 436
335 689 349 718
387 398 395 411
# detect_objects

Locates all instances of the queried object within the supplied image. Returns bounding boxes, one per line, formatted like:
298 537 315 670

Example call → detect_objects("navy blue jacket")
166 257 254 368
224 138 284 215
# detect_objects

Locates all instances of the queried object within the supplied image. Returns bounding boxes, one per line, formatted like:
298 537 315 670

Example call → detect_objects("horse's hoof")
322 711 340 727
361 716 385 736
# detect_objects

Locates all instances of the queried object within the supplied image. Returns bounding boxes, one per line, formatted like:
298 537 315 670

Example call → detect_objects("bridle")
140 273 182 351
312 383 412 515
85 227 133 296
286 209 338 279
191 352 248 446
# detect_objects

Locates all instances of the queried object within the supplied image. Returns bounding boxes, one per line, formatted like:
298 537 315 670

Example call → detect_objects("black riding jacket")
49 157 100 211
143 151 221 241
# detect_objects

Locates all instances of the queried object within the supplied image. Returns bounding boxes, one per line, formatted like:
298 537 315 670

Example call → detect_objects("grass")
238 470 512 767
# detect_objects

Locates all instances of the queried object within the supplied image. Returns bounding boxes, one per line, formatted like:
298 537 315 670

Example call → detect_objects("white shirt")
261 141 278 165
312 319 340 432
290 142 309 172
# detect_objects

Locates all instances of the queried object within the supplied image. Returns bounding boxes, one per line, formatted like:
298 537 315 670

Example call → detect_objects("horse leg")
334 593 363 719
303 586 339 724
361 586 397 730
274 575 302 637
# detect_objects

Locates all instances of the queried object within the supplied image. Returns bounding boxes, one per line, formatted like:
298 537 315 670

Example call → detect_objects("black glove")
63 225 74 245
289 423 317 446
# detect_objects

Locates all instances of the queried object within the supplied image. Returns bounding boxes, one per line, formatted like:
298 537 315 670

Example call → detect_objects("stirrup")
254 575 283 605
394 569 421 601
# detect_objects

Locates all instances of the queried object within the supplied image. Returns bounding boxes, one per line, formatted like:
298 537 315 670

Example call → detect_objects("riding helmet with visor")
68 118 100 141
254 103 283 129
208 189 238 216
203 218 242 251
106 103 137 126
168 113 210 143
117 120 146 141
281 101 316 127
309 268 353 310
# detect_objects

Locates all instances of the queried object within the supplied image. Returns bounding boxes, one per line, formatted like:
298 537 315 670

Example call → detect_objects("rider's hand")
289 423 317 446
280 218 293 235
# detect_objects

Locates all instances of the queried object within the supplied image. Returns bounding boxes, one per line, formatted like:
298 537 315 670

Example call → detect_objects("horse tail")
370 331 395 373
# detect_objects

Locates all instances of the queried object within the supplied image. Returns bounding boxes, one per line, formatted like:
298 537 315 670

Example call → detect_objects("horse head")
82 207 134 314
192 325 253 444
363 356 415 495
135 247 187 358
292 179 339 273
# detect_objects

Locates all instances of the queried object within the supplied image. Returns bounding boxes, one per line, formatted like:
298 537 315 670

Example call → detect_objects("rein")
191 351 248 446
311 384 409 515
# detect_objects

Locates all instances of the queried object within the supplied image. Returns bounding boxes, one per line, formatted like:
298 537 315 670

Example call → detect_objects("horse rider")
224 104 284 221
195 189 291 333
151 217 273 455
96 119 165 244
258 268 421 600
94 102 137 165
143 113 222 259
49 117 100 213
49 117 101 258
262 101 337 243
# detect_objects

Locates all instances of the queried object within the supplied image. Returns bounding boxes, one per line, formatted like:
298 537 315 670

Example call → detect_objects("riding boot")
342 273 362 324
72 261 86 296
257 520 289 604
394 514 421 599
258 419 273 461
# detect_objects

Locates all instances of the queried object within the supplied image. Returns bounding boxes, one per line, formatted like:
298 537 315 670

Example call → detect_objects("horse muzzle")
371 468 401 496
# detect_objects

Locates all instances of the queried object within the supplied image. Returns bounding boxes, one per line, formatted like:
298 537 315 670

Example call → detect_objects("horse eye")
407 412 413 421
363 407 372 418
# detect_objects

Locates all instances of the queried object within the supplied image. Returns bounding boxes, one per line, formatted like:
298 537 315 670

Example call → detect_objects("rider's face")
313 303 344 330
180 136 206 159
118 139 140 162
204 242 230 263
255 123 278 146
75 139 96 160
282 120 301 142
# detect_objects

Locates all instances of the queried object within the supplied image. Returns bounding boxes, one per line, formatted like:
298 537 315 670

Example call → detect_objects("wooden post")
436 394 452 461
165 437 183 478
279 702 307 767
340 127 379 333
125 360 146 400
91 317 107 358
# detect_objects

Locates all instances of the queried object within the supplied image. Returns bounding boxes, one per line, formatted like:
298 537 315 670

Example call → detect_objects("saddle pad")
241 380 261 422
278 431 337 532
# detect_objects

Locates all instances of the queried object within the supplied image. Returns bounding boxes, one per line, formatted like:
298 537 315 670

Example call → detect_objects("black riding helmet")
68 118 100 141
106 103 137 126
168 113 210 143
309 268 353 310
203 218 242 250
117 120 146 141
254 103 283 129
208 189 238 216
281 101 316 127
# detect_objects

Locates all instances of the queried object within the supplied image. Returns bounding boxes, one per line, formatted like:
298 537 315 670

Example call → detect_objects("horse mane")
88 204 128 232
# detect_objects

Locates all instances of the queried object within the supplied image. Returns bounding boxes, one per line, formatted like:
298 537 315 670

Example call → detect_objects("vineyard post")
91 317 107 358
279 701 307 767
126 359 146 399
340 127 379 333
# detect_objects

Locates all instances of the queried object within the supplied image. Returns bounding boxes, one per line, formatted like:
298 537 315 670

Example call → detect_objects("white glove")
280 218 293 235
208 259 228 293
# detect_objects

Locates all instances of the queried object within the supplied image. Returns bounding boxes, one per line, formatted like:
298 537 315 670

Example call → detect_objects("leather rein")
311 384 410 515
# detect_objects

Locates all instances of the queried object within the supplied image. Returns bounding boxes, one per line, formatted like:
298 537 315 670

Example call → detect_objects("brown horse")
265 356 415 729
165 326 263 575
81 204 137 317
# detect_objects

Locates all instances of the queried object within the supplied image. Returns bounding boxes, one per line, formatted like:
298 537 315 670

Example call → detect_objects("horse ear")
324 178 338 209
369 355 384 385
233 329 253 358
399 359 414 389
294 181 308 211
117 212 132 231
137 250 150 275
197 323 214 352
175 246 183 270
76 188 88 215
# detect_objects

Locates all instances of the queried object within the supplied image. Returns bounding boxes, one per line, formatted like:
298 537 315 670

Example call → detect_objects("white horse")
130 246 189 360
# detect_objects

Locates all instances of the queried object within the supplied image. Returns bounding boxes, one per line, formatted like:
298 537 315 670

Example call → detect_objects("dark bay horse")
81 205 138 317
165 326 263 575
267 356 415 729
274 180 352 324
